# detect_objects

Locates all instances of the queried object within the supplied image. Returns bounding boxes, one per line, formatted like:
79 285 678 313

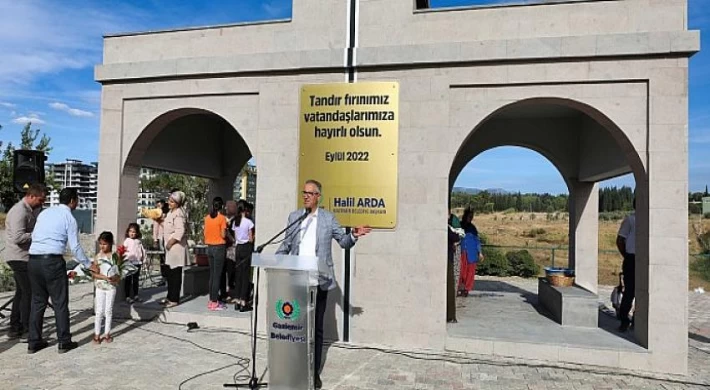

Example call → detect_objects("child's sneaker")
208 301 226 311
126 297 134 304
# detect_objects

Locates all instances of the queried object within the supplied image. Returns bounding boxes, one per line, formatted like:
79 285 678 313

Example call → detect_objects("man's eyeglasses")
302 191 320 197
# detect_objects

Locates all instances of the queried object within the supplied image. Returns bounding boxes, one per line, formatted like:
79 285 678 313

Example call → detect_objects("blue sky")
0 0 707 195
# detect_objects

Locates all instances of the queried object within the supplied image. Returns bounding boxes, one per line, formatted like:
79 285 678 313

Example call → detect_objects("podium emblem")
276 299 301 321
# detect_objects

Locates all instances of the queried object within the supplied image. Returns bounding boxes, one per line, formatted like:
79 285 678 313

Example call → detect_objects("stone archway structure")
450 97 645 293
96 0 698 374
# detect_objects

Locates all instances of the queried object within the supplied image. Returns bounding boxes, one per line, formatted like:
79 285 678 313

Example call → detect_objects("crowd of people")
202 197 255 312
2 179 368 390
2 184 260 351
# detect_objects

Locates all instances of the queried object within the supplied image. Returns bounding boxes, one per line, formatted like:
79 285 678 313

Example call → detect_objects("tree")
140 170 210 242
705 185 709 197
0 123 53 211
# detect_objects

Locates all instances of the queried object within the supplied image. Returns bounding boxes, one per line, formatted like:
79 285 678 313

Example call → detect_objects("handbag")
226 245 236 261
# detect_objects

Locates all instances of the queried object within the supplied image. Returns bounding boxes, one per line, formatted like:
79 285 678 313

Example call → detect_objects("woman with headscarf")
162 191 188 307
458 208 484 297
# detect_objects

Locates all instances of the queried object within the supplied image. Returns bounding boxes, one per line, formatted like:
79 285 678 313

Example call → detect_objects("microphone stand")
225 210 310 389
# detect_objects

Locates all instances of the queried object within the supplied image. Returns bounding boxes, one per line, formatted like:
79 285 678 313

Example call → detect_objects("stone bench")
182 265 210 298
538 278 598 328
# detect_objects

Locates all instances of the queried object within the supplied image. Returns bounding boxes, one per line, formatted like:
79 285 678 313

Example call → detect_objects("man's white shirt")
298 209 318 257
618 212 636 255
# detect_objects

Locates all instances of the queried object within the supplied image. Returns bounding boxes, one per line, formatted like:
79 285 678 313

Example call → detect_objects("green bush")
599 211 627 221
506 250 540 278
689 203 702 215
477 247 509 276
698 232 710 255
0 263 15 293
705 212 710 219
478 232 489 245
691 255 710 283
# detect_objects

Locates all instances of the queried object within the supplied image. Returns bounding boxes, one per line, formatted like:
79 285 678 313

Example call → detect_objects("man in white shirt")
616 198 636 332
276 180 371 389
27 188 93 354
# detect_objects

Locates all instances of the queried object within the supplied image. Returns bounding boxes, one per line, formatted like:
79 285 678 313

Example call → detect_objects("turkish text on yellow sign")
298 82 398 228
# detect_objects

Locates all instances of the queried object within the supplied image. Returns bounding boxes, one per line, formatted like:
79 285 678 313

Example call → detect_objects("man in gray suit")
276 179 370 389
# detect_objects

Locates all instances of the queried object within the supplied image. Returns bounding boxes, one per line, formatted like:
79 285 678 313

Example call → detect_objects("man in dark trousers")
276 179 371 389
616 198 636 332
3 184 47 340
27 188 94 354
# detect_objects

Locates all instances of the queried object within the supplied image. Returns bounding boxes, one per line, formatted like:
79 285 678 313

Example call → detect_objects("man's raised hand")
353 226 372 238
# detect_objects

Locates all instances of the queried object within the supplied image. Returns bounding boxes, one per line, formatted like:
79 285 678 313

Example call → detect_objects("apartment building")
45 159 98 210
233 163 256 205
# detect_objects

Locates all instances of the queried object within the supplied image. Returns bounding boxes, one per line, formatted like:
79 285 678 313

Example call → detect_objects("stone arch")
446 96 648 344
124 107 253 183
111 107 255 241
449 97 646 192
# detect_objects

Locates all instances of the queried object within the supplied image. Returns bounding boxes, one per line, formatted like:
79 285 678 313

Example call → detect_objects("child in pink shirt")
123 223 146 303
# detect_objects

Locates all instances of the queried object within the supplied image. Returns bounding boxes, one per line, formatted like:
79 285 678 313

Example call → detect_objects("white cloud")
0 101 16 108
49 102 93 117
0 1 146 87
12 113 46 125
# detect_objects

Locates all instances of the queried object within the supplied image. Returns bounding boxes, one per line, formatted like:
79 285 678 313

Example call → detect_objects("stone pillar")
641 63 689 374
95 86 124 238
568 180 599 294
96 86 140 244
208 174 238 203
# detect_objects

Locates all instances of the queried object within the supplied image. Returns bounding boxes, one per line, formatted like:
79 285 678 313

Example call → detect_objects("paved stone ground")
1 280 710 389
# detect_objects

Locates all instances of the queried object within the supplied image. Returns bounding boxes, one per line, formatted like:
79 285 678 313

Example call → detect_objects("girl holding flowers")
91 231 123 344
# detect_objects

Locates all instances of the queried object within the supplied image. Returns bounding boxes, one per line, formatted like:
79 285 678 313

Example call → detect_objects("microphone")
255 207 311 253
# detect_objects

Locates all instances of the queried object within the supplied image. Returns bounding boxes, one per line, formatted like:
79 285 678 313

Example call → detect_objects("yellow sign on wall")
299 82 399 228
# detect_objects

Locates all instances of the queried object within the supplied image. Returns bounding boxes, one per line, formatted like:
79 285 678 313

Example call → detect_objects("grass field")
464 210 710 289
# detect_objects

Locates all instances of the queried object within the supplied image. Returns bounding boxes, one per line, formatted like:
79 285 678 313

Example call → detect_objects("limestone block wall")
95 0 697 375
102 0 348 63
359 0 688 47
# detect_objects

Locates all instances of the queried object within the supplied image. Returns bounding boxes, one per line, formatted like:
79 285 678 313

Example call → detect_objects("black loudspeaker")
13 150 46 193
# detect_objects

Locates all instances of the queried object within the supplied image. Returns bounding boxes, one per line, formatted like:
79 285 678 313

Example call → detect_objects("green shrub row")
477 248 541 278
0 263 15 293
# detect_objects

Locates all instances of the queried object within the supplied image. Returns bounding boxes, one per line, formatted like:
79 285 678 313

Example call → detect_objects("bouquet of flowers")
67 265 93 284
112 245 139 278
94 245 138 281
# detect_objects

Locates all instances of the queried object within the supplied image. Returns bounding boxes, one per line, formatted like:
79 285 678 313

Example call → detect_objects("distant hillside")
453 187 509 194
